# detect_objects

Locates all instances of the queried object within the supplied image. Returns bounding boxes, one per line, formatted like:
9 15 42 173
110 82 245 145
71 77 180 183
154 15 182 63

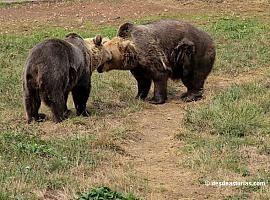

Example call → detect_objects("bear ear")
94 35 102 46
179 38 195 54
171 38 195 65
65 33 83 39
117 22 134 38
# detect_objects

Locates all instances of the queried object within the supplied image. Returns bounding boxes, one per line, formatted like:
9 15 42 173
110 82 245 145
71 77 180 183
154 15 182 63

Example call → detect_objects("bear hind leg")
24 88 45 123
50 98 66 123
42 90 66 123
72 84 90 117
181 71 204 102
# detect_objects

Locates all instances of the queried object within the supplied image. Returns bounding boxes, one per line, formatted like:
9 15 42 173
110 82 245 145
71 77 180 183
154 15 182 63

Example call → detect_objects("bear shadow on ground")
48 82 189 122
59 103 126 119
90 100 128 116
144 82 186 103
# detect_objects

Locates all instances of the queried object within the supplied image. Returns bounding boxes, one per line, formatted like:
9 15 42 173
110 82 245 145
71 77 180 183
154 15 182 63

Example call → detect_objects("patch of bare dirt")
0 0 269 34
121 103 226 199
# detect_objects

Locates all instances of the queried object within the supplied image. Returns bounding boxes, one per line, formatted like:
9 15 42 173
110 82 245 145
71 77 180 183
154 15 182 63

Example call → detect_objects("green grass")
0 2 14 8
178 82 270 198
184 83 270 137
207 17 270 75
0 129 103 199
75 186 140 200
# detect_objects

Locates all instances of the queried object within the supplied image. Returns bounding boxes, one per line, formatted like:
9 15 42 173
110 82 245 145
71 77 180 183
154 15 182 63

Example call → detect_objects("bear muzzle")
97 64 105 73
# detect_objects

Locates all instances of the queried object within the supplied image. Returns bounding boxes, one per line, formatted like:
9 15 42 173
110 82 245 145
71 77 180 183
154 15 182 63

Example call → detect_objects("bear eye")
107 59 113 63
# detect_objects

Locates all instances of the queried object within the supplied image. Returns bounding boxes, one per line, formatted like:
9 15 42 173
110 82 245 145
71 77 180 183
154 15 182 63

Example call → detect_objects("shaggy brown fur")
23 33 112 123
98 19 216 104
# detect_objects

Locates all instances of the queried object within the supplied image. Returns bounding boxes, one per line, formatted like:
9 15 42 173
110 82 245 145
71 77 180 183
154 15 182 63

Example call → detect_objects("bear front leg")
136 79 151 100
150 72 168 104
131 68 151 100
72 77 90 117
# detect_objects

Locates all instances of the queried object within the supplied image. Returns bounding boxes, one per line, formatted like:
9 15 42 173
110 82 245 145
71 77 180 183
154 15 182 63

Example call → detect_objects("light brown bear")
23 33 112 123
97 19 216 104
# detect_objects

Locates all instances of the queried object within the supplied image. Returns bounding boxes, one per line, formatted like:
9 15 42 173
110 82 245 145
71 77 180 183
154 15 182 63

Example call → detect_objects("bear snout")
97 64 105 73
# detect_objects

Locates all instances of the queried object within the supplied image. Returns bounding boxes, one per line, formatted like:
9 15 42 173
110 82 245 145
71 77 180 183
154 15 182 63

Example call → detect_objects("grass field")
0 3 269 199
176 16 270 199
178 82 270 199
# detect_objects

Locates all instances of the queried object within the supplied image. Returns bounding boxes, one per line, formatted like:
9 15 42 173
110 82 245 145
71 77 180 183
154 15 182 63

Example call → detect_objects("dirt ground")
1 0 270 199
0 0 269 35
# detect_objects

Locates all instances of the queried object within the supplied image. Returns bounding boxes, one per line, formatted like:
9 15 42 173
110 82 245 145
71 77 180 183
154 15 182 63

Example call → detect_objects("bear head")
84 35 112 72
97 37 137 73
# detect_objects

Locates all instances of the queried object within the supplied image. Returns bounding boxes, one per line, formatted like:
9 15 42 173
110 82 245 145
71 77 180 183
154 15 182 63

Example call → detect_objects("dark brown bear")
23 33 111 123
97 19 216 104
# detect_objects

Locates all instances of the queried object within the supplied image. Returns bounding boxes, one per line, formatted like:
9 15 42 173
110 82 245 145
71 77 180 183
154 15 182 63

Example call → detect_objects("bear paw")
135 94 147 101
77 109 90 117
35 113 46 122
149 97 166 105
181 92 202 102
64 109 72 118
